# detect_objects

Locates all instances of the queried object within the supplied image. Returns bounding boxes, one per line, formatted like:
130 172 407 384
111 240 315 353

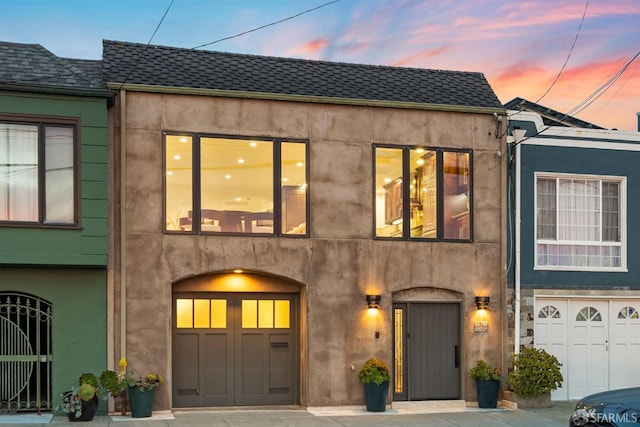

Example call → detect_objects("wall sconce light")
475 296 490 310
366 294 381 309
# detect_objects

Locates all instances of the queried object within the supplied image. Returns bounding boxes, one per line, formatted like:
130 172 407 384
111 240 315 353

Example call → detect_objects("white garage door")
535 298 640 400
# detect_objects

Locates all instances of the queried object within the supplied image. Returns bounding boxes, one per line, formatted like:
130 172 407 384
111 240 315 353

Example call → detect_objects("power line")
147 0 175 45
535 0 589 104
191 0 341 50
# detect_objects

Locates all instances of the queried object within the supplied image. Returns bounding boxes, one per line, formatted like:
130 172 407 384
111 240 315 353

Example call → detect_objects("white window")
535 173 625 271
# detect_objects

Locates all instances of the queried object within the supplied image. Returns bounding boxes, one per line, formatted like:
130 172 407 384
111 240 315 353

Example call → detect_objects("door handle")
454 345 460 368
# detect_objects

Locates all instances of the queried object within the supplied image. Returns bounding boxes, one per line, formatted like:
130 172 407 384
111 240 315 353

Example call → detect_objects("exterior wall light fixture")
475 296 490 310
366 294 381 309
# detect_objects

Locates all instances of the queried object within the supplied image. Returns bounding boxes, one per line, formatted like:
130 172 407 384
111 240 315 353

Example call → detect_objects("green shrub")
469 359 502 381
358 358 391 385
508 348 563 397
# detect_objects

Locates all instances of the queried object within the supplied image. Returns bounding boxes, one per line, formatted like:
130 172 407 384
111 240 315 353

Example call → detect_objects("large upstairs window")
374 145 472 241
0 120 76 226
535 173 625 270
165 133 308 236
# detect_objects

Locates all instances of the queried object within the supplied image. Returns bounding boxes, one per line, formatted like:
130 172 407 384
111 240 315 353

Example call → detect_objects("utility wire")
116 0 175 91
191 0 341 50
535 0 589 104
510 48 640 145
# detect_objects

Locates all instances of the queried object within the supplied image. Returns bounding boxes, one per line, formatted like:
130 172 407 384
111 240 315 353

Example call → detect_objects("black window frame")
373 144 473 242
0 116 80 228
163 131 309 238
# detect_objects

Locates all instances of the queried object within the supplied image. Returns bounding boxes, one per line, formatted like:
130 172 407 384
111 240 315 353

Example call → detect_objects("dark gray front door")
172 293 298 407
393 302 460 400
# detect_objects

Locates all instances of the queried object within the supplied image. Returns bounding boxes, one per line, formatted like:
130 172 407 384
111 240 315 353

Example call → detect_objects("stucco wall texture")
108 91 507 410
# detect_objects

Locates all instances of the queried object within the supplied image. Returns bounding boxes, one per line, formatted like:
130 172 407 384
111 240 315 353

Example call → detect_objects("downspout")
120 89 127 360
512 129 526 354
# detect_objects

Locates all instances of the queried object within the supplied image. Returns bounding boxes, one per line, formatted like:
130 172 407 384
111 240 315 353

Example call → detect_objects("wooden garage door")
172 293 298 407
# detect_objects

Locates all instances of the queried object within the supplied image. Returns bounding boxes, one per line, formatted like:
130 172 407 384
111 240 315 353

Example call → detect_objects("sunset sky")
1 0 638 131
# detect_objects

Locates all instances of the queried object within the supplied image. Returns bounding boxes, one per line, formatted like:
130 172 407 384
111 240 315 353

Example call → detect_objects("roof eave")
107 82 505 115
0 82 113 100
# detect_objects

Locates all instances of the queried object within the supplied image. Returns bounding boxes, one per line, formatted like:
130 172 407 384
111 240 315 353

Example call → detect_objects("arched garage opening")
171 271 304 407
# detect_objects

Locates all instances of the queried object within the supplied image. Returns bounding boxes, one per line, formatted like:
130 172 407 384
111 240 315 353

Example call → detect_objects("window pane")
536 178 556 239
410 149 437 238
258 300 273 328
558 179 600 241
194 299 210 328
165 135 193 231
210 299 227 328
242 299 257 328
602 181 620 242
274 300 290 328
45 126 74 224
176 299 193 328
375 147 403 237
443 152 470 239
201 138 273 233
0 123 38 221
394 308 404 393
281 142 307 235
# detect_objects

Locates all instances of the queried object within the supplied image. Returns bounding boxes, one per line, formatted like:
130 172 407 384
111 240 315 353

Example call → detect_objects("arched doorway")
171 271 302 407
0 292 52 412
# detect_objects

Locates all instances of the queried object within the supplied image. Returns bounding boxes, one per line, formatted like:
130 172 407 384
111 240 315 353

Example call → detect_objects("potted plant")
119 359 164 418
506 347 563 408
358 358 390 412
469 359 502 408
58 373 100 421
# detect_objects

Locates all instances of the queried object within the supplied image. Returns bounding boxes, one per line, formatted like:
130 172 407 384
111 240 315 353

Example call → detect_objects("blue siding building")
506 101 640 401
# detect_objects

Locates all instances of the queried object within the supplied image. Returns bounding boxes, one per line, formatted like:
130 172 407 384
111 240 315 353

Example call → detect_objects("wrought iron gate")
0 292 52 413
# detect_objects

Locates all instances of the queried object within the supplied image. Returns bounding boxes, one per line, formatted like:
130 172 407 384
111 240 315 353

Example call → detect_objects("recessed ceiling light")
225 174 232 179
167 171 174 176
296 162 303 167
235 197 242 202
173 154 181 160
249 142 257 147
179 137 188 143
282 177 289 182
384 178 391 183
237 158 245 164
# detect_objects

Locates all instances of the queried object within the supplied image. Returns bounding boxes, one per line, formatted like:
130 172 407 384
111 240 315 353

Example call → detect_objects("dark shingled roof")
0 41 104 90
504 97 605 129
103 40 503 110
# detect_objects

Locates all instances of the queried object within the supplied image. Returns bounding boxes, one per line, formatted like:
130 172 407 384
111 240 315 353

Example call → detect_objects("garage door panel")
174 333 199 393
204 333 230 396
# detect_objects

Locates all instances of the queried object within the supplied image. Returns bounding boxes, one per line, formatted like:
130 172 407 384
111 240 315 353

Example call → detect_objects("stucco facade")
108 89 507 409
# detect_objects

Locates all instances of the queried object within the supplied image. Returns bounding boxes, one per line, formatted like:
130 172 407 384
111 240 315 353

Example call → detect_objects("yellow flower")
118 358 127 373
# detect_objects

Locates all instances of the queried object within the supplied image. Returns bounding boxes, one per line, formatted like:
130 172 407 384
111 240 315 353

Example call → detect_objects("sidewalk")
1 401 576 426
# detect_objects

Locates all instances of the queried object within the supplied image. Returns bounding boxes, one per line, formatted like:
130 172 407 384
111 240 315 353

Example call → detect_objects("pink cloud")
392 46 451 68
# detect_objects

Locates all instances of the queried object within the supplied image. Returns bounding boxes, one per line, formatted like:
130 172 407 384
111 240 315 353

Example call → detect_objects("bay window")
535 173 625 270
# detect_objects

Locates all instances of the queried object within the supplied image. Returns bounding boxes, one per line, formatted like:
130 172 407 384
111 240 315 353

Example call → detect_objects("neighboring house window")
164 133 308 236
535 173 625 270
0 120 76 225
374 145 472 241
